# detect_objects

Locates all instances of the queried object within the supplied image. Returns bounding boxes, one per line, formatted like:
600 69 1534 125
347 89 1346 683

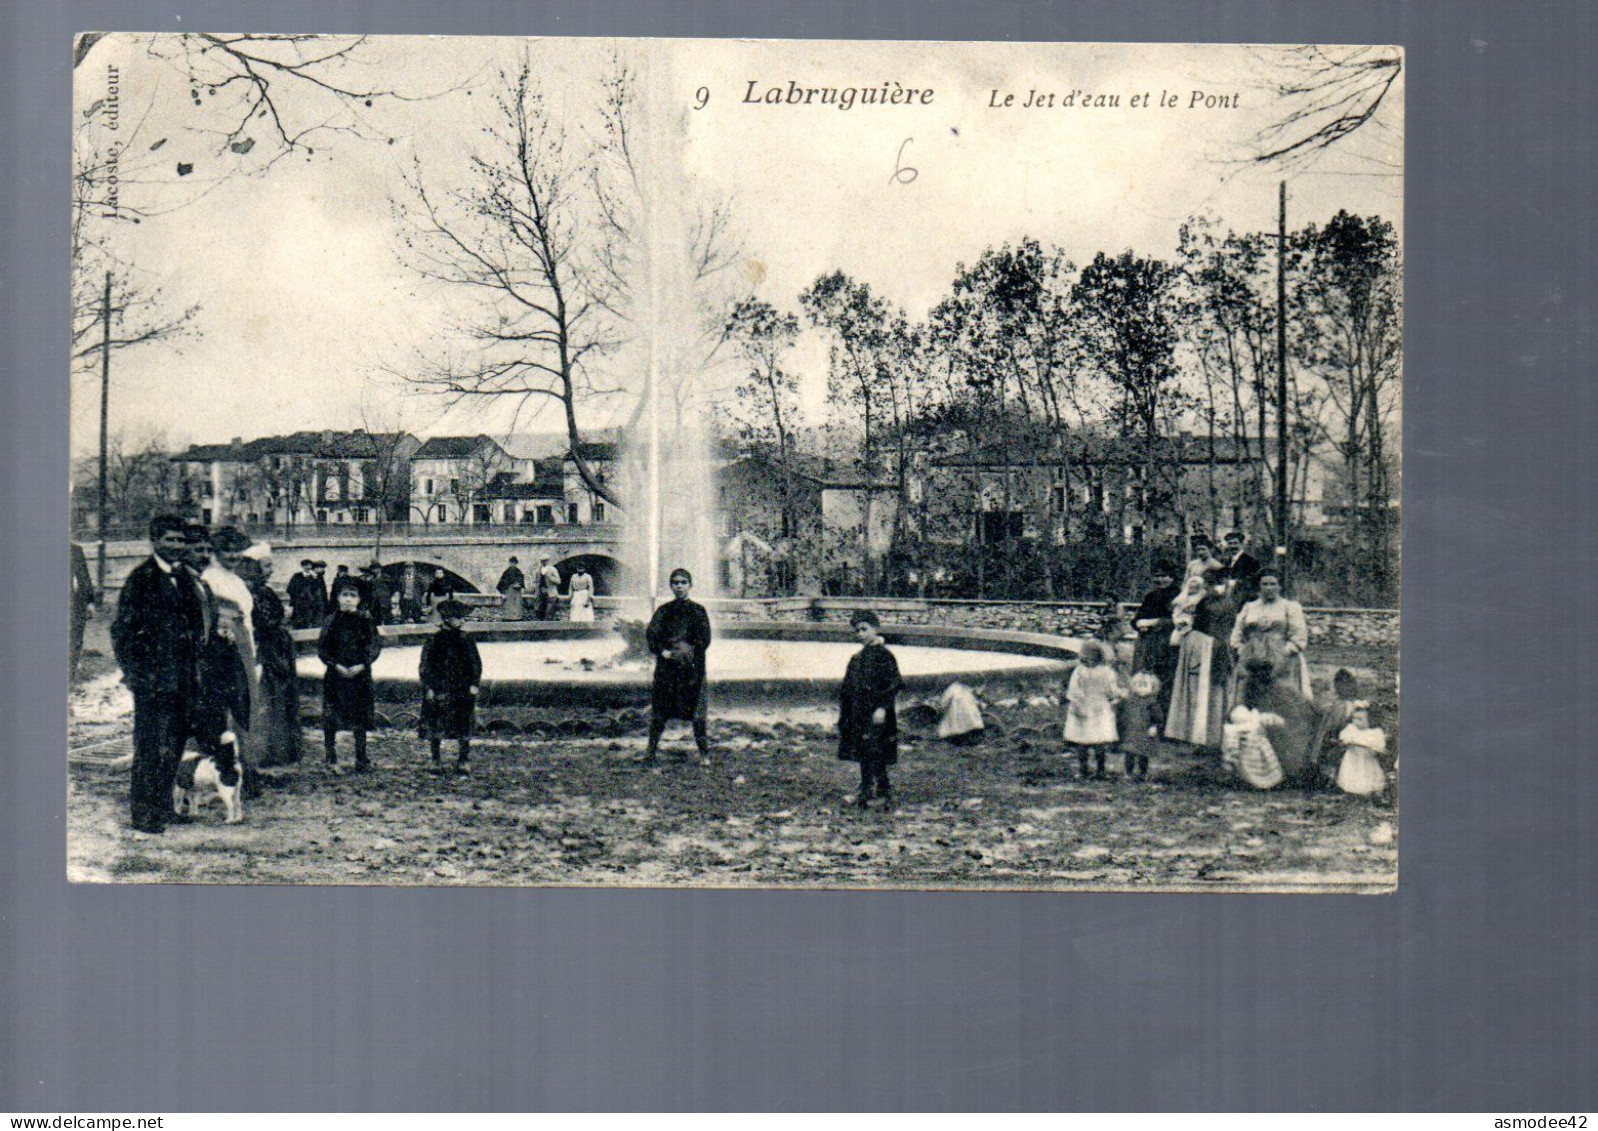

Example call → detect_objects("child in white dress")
1064 641 1122 779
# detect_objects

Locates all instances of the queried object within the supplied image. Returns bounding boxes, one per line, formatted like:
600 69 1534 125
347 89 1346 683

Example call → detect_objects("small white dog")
172 731 245 824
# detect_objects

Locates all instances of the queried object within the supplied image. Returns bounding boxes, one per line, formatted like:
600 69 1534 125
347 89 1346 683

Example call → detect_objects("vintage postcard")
69 35 1401 889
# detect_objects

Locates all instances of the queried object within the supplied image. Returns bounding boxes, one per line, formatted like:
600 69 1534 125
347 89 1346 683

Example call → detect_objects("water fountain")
293 49 1082 717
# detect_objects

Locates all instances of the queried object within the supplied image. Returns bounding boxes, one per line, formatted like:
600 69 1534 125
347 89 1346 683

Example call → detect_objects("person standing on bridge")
568 564 595 623
288 559 327 630
642 568 713 764
496 555 526 621
535 555 563 621
425 568 454 618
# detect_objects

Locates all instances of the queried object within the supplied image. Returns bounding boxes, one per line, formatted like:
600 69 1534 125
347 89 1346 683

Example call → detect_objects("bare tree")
1247 45 1403 171
74 34 436 175
393 57 623 507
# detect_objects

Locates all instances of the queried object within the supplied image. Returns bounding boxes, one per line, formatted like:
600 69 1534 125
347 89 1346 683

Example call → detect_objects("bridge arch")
553 552 628 597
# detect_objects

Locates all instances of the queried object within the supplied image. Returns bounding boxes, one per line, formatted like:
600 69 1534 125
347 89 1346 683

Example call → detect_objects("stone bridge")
83 524 633 598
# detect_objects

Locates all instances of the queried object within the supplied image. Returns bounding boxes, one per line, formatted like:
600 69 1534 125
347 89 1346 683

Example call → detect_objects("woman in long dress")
238 546 302 766
1130 562 1181 703
568 565 595 623
1229 572 1313 698
205 528 262 785
1164 579 1234 750
496 557 526 621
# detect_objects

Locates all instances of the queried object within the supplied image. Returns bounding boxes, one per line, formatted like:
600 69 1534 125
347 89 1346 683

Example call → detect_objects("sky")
71 36 1403 458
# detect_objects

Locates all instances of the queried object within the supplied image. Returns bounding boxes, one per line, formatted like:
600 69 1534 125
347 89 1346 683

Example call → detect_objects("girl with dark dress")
238 548 301 766
643 568 714 763
838 610 903 811
1131 562 1181 706
317 580 383 771
419 598 482 775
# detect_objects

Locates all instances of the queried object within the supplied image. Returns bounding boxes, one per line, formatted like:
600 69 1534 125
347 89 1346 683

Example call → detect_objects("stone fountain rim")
292 618 1079 706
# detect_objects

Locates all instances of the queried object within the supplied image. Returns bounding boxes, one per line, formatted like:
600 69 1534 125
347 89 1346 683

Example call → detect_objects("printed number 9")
694 87 710 111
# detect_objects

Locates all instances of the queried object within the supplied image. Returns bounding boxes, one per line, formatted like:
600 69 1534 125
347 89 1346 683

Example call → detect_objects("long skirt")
570 590 595 623
1165 631 1228 748
500 588 525 621
254 668 302 765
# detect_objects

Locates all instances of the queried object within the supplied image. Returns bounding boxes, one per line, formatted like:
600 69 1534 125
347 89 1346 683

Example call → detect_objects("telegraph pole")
1275 182 1290 576
97 270 112 591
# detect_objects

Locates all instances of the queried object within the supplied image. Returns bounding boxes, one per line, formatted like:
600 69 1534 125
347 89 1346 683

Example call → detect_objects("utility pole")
96 271 112 591
1275 181 1290 577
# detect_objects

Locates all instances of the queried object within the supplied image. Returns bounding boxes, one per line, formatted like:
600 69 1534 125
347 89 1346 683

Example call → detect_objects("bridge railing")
73 519 626 544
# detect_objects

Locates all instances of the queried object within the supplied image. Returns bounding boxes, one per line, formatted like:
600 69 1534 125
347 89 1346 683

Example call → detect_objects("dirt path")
67 704 1397 890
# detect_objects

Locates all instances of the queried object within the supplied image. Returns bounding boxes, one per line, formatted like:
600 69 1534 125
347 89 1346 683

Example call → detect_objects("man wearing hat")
288 558 327 629
418 598 482 775
111 515 209 833
837 609 903 811
363 561 392 627
534 555 563 621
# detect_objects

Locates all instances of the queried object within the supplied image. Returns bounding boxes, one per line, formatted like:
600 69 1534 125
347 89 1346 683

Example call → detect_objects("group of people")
495 555 595 622
288 559 468 629
1066 529 1386 793
636 568 905 810
111 516 303 835
108 511 1381 836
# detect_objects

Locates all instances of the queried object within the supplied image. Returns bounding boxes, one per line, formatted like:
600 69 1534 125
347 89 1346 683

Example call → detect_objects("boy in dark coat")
419 598 482 775
317 579 383 771
643 568 714 763
838 610 903 811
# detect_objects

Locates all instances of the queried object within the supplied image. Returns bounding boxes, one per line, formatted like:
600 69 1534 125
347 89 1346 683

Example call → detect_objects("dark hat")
509 555 519 564
182 522 212 543
313 560 327 569
336 564 350 573
437 597 468 619
332 577 363 598
1153 561 1177 577
300 558 316 568
212 526 250 553
850 609 881 628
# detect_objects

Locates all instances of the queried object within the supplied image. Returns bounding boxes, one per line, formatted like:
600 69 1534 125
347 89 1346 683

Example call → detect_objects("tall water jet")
616 48 720 610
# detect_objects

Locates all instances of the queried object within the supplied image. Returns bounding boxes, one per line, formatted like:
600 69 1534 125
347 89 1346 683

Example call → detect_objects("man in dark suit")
110 515 207 834
70 541 97 681
286 558 326 629
1221 530 1262 602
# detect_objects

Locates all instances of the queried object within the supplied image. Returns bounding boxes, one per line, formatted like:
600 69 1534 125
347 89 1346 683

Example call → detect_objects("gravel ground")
68 617 1398 890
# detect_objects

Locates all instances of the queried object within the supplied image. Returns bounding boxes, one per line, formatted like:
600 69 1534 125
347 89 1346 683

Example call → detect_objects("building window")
522 510 536 524
1052 485 1067 514
449 478 460 495
567 503 579 524
980 511 1024 544
593 501 606 523
473 504 491 524
316 509 327 524
201 508 212 524
424 478 434 495
353 507 370 523
536 505 554 525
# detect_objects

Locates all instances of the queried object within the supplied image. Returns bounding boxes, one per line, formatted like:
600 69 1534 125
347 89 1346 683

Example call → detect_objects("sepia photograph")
67 34 1402 890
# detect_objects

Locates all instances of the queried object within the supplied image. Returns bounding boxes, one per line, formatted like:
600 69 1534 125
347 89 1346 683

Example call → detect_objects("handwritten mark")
890 137 918 185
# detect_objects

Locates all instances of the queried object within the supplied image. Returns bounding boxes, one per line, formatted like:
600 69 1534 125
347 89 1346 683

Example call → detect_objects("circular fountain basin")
294 620 1077 708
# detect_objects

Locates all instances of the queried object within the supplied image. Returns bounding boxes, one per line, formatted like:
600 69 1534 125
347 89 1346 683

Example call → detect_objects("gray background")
4 0 1594 1113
